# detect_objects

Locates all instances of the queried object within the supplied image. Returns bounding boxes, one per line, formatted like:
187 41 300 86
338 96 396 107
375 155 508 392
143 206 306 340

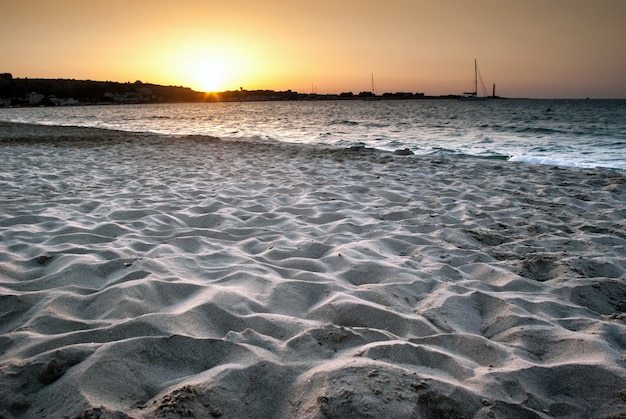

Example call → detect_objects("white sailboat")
460 59 488 101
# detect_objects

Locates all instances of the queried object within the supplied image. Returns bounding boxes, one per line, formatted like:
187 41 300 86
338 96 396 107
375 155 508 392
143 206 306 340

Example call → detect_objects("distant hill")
0 74 205 105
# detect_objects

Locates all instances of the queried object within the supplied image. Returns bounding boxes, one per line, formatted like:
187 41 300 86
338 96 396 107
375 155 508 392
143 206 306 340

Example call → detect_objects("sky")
2 0 625 98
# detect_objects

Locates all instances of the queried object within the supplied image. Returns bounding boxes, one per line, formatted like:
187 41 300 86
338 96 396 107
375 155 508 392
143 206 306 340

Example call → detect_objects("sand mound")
0 122 625 418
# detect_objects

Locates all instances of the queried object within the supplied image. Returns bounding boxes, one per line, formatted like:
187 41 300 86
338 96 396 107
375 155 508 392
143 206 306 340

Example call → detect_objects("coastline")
1 122 625 417
3 99 625 172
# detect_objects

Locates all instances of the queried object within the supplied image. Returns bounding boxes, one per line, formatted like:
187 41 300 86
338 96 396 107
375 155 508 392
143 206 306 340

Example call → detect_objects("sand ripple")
0 123 625 417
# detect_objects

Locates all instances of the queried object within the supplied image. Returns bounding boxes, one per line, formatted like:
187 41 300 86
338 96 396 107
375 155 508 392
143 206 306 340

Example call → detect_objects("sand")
0 121 624 418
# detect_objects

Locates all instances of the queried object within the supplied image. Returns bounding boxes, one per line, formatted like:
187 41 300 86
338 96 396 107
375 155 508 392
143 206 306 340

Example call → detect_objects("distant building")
61 98 80 106
27 92 44 105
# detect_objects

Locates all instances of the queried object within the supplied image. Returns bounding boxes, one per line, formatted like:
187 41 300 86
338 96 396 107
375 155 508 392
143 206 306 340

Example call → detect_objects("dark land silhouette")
0 74 205 106
0 73 496 107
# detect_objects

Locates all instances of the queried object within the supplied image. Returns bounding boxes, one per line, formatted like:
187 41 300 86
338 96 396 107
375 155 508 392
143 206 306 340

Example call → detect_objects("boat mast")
473 59 478 96
462 59 488 99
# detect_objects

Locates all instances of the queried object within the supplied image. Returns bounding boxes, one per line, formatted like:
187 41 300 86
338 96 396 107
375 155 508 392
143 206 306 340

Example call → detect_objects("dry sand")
0 121 625 418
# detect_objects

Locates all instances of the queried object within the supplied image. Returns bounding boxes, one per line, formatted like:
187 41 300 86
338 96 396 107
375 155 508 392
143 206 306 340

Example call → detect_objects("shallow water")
1 99 625 169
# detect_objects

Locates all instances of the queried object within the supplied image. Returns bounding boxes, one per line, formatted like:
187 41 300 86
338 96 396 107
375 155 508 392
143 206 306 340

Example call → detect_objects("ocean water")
1 99 625 170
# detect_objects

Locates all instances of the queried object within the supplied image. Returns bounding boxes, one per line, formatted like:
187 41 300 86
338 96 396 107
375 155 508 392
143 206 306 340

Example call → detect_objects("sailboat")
363 73 380 101
460 59 488 101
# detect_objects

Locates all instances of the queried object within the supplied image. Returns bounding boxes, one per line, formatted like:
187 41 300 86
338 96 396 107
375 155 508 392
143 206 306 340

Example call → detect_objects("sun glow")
165 46 241 93
191 59 227 92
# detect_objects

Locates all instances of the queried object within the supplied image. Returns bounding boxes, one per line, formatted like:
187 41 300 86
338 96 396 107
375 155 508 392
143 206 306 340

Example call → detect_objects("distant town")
0 73 499 107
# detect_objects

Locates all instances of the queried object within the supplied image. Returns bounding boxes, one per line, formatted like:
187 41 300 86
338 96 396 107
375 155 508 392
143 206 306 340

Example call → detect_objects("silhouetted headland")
0 73 504 107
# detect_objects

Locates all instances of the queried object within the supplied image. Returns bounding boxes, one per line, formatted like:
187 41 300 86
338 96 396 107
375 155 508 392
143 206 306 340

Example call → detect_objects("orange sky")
2 0 625 98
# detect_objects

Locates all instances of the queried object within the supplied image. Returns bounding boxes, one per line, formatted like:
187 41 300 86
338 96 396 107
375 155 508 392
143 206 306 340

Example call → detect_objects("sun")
192 59 227 92
162 44 247 93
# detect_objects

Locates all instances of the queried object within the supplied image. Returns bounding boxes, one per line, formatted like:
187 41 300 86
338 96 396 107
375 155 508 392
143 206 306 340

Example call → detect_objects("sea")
1 99 625 170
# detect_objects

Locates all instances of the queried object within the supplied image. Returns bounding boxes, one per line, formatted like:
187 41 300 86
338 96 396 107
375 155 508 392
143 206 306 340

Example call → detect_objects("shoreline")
1 123 625 417
1 120 624 172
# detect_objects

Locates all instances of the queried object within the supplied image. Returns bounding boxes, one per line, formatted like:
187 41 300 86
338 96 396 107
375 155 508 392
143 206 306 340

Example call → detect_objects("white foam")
508 154 596 168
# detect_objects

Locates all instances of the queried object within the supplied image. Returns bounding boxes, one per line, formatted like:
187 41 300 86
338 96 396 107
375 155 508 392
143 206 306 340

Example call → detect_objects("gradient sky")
2 0 625 98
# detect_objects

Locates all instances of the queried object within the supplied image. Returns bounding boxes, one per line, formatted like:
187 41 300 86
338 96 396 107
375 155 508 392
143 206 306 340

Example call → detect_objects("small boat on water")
460 59 488 101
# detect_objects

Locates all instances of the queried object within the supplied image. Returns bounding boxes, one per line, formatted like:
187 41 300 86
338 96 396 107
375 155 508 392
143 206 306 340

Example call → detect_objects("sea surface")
1 99 625 170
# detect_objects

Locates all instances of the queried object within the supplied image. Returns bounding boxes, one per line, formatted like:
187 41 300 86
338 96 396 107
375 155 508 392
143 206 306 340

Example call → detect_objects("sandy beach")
0 121 624 418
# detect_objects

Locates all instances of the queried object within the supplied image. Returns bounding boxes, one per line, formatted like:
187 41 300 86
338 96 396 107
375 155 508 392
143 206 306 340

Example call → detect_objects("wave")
330 120 359 126
515 127 567 135
427 147 509 161
508 155 596 169
601 140 626 148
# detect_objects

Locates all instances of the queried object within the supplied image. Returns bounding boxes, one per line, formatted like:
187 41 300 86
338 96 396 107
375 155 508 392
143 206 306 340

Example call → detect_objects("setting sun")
162 46 243 93
191 59 226 92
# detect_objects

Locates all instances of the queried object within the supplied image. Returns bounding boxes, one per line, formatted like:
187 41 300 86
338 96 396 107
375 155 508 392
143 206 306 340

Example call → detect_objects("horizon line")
2 75 623 101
